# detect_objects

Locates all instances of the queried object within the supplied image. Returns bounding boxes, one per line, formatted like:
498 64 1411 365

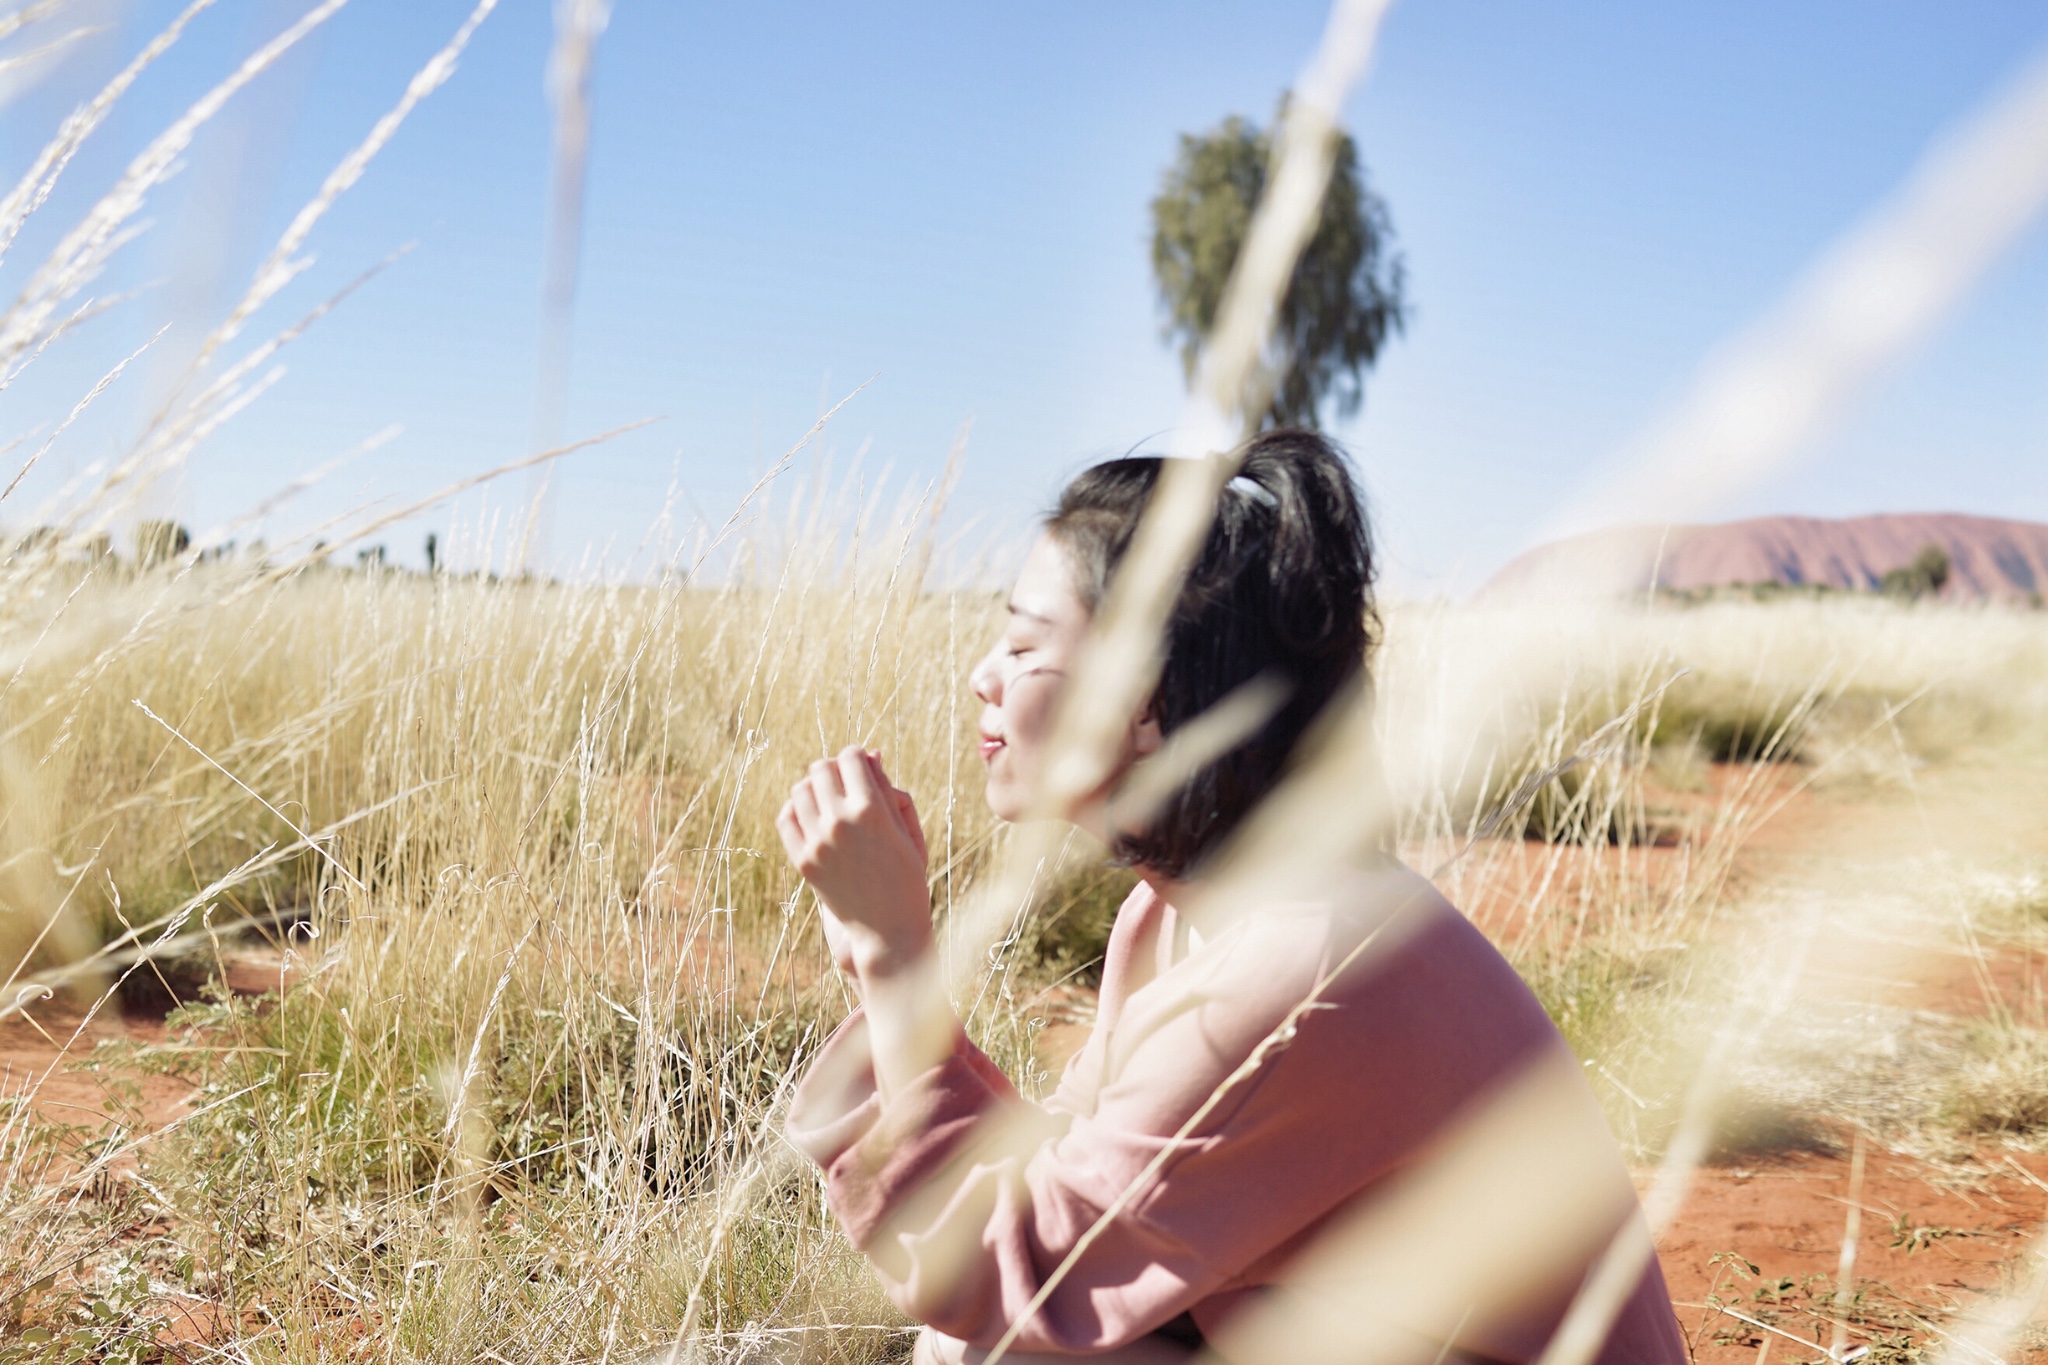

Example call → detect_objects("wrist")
850 924 935 981
853 933 954 1096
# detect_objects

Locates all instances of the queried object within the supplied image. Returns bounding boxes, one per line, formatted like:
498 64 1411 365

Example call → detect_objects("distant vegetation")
6 521 427 576
1657 541 2037 606
1878 543 1951 599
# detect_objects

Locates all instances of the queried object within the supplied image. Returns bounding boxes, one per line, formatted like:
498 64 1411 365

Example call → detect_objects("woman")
776 431 1686 1365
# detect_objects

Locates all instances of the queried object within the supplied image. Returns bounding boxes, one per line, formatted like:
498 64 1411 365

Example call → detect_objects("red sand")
1649 746 2048 1363
0 1002 187 1143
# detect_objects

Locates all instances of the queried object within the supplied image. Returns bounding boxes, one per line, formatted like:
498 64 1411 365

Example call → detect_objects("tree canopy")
1150 111 1407 431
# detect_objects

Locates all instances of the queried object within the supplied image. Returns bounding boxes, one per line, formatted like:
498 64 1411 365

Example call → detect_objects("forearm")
854 938 957 1097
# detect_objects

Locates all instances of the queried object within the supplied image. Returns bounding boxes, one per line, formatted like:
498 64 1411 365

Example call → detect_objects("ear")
1129 703 1164 762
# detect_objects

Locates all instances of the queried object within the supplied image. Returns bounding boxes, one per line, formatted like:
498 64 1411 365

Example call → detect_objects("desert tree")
1880 544 1952 599
1151 110 1407 431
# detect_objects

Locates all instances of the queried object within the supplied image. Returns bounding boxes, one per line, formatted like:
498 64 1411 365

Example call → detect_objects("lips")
978 733 1005 761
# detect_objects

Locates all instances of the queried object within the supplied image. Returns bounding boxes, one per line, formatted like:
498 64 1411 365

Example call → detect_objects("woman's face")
969 534 1098 823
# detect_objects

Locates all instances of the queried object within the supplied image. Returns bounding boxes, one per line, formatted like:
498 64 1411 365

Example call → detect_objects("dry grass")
1378 596 2048 1159
1 511 2043 1359
0 485 1020 1360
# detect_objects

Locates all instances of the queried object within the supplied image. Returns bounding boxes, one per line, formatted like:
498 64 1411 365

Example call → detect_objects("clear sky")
4 0 2046 592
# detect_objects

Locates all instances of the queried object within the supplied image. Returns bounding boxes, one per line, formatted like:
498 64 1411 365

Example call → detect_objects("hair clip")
1226 475 1278 507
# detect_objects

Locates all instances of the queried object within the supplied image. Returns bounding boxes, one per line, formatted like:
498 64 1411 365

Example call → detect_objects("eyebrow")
1005 600 1054 625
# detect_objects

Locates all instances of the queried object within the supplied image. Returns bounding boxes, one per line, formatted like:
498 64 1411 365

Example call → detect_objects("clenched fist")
776 746 932 978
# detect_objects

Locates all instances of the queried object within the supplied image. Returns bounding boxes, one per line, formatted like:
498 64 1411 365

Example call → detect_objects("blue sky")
3 0 2046 592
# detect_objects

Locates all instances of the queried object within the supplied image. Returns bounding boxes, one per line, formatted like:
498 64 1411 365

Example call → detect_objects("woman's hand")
777 746 932 977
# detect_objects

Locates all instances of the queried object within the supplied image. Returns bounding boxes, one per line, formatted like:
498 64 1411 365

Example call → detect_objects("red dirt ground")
1 950 295 1135
1650 749 2048 1364
1 1002 186 1161
1654 1144 2048 1364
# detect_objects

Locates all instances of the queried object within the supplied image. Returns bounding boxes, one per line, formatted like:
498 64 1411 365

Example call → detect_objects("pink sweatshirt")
787 863 1687 1363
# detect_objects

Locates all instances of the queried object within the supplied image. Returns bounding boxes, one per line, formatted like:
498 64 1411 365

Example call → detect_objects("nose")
969 644 1002 705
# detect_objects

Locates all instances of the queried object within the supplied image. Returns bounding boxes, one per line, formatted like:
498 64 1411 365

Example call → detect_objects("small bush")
1647 685 1809 763
1940 1025 2048 1138
1879 544 1951 600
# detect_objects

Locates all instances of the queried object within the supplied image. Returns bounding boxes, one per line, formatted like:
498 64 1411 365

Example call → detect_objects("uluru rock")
1483 513 2048 602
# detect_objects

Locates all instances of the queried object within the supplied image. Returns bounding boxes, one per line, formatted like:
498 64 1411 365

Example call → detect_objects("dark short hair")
1046 429 1379 877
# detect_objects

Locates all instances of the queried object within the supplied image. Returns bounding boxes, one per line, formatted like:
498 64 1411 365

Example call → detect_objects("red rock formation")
1484 513 2048 601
